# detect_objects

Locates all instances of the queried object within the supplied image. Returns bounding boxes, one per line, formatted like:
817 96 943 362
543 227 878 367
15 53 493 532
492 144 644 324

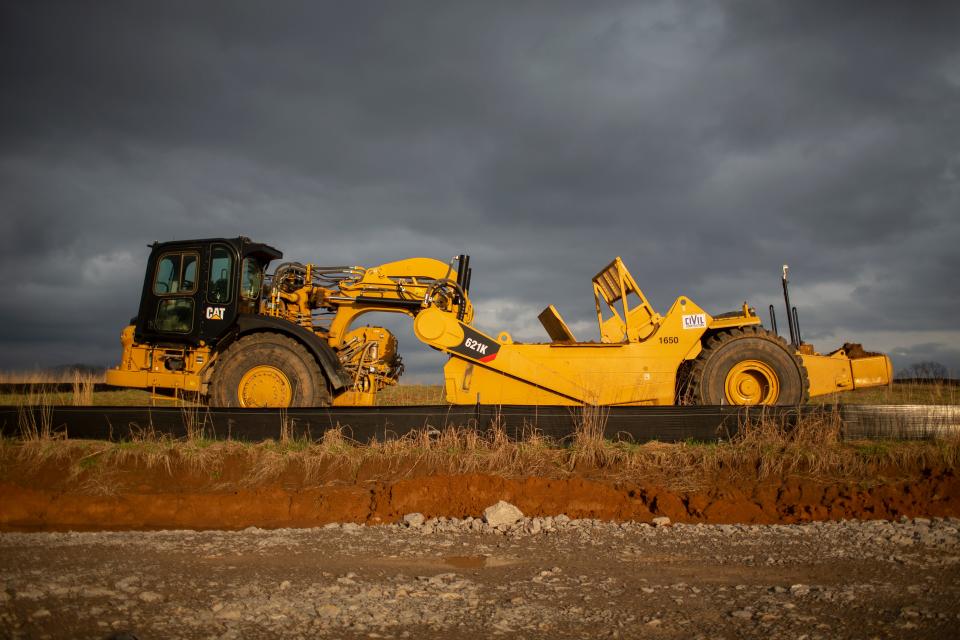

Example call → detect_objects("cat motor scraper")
106 237 892 407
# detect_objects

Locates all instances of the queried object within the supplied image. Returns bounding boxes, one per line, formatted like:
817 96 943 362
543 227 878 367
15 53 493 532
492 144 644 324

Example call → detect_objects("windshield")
153 252 198 295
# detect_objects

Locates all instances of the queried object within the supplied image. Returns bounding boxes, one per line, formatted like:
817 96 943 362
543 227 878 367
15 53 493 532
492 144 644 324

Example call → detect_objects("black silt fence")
2 404 957 444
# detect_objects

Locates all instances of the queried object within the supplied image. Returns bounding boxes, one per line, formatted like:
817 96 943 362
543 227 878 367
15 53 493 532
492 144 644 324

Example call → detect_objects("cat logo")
205 306 226 320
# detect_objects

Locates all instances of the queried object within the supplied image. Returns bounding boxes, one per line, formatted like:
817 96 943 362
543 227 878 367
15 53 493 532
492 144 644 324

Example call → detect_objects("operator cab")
134 236 281 347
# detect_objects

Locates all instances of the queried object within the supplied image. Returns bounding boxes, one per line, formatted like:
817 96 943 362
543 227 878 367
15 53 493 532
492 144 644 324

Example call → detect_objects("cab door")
136 247 204 345
197 242 240 344
133 239 269 347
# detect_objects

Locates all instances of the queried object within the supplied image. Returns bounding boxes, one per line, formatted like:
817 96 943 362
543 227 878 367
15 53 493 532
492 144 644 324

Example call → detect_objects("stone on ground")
403 513 426 528
483 501 524 527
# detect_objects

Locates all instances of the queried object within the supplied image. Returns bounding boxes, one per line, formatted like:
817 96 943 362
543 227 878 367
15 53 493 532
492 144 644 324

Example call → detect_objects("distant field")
0 381 445 407
0 388 154 406
0 370 105 385
375 384 446 405
818 381 958 405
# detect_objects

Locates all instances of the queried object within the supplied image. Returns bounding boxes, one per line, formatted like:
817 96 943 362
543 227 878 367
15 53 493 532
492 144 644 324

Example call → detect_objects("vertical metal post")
768 305 778 336
782 265 797 347
475 393 481 428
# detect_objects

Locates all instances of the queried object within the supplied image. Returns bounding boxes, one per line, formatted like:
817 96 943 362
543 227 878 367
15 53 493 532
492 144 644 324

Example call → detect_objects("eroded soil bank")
1 454 958 530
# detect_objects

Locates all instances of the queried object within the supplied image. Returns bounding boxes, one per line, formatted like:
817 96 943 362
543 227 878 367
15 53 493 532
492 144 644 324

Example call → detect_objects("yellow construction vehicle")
105 237 892 407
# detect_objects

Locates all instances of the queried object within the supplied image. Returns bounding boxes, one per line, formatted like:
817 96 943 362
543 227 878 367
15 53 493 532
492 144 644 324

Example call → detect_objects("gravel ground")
2 515 959 639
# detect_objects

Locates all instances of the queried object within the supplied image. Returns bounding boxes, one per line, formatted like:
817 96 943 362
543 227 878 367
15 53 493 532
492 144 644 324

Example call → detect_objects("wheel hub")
238 365 293 407
724 360 780 405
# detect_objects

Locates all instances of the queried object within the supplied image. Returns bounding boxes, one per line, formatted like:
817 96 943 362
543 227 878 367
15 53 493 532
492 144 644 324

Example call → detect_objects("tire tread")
681 326 810 406
208 332 330 407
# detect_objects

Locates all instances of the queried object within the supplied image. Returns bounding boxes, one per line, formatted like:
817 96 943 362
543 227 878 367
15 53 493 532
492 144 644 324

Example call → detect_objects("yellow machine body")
413 258 892 405
107 325 210 395
418 296 714 406
107 246 892 407
800 350 893 398
108 254 473 404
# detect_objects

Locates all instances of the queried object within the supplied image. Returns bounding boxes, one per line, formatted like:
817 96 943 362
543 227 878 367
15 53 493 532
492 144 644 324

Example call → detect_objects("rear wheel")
208 332 330 407
682 326 809 406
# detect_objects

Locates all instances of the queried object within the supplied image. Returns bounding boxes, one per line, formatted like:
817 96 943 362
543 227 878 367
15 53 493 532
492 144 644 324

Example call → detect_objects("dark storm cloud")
1 1 958 376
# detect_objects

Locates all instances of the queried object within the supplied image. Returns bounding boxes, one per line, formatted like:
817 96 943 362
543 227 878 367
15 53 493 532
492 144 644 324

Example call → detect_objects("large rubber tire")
208 332 331 407
683 326 810 406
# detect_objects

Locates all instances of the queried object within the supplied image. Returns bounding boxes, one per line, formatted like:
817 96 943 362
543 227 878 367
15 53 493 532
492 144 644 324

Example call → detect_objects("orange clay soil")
1 453 958 531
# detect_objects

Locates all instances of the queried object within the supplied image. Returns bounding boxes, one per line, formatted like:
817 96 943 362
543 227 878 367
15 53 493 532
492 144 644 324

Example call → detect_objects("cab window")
153 252 198 295
155 299 194 333
207 245 234 303
240 258 263 300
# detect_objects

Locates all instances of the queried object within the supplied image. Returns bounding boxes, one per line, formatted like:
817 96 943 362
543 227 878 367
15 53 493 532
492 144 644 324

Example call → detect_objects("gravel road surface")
2 516 959 639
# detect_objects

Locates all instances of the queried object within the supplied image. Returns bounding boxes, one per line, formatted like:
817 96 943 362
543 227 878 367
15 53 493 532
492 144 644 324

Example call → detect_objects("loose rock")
483 501 524 527
403 513 426 528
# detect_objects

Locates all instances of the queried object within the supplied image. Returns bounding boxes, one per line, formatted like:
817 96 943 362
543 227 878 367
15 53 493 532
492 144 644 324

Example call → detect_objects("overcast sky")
1 1 958 380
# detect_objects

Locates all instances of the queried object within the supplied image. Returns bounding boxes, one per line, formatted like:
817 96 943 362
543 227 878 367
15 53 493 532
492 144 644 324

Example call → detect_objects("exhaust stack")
781 265 797 347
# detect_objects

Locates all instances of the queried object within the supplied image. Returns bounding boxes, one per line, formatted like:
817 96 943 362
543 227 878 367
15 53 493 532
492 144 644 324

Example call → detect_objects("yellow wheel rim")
238 365 292 408
724 360 780 405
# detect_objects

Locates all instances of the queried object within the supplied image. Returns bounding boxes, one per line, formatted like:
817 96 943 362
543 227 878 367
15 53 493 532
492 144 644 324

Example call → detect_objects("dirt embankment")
2 454 958 531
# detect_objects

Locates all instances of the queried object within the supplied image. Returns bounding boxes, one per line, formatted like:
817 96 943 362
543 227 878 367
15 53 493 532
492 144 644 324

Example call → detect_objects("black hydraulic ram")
457 254 470 289
352 297 424 311
793 306 803 345
455 254 471 320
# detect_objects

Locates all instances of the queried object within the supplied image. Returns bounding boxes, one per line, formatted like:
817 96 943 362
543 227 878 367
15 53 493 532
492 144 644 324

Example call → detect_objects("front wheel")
208 332 330 407
682 327 809 406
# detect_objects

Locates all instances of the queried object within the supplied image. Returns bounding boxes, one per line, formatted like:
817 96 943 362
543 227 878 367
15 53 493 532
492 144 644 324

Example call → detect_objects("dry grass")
15 387 58 440
552 406 959 490
71 371 95 406
2 405 958 495
3 374 958 493
179 400 214 440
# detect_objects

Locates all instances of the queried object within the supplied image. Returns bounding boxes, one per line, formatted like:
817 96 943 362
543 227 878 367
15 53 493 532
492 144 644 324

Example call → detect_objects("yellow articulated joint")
413 306 466 348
